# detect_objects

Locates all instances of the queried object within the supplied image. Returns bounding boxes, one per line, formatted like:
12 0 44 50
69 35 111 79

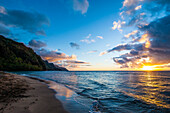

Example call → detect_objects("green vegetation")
0 35 68 71
0 35 46 71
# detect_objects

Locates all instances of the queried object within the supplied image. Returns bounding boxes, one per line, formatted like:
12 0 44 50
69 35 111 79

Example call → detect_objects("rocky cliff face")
0 35 68 71
44 60 68 71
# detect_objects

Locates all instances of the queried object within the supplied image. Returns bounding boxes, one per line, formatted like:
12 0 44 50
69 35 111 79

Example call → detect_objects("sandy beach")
0 72 68 113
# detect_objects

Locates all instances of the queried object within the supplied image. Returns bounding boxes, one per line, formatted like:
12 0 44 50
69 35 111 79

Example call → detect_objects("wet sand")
0 72 68 113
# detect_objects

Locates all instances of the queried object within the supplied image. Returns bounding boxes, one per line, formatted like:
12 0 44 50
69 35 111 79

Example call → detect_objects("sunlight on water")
121 72 170 108
13 71 170 113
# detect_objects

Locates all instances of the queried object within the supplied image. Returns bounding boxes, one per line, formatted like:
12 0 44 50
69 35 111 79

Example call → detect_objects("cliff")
0 35 68 71
44 60 68 71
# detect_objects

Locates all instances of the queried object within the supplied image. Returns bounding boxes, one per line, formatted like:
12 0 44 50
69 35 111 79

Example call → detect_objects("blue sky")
0 0 170 70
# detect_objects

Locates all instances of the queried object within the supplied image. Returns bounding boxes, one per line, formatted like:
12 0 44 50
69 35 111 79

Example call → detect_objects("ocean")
12 71 170 113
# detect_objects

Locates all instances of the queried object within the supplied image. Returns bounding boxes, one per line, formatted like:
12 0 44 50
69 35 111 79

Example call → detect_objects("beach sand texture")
0 72 68 113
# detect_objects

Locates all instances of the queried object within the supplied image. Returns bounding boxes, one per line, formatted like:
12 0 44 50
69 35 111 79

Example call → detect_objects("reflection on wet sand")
122 72 170 108
49 81 74 99
49 72 78 99
47 75 90 113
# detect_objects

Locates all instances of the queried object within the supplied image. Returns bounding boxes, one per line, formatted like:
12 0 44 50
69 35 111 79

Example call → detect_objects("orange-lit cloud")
56 60 91 69
101 0 170 70
36 48 77 62
135 5 142 10
124 30 138 38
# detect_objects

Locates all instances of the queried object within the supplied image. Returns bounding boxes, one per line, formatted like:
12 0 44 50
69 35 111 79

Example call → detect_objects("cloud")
106 44 111 47
36 30 46 36
99 51 108 56
102 0 170 69
123 0 139 7
63 60 89 64
29 41 88 69
0 6 7 14
28 39 46 48
27 38 87 69
57 63 91 68
70 42 80 49
61 60 90 68
112 20 126 32
122 0 143 14
130 49 139 55
80 39 95 43
124 30 139 38
73 0 89 14
135 5 142 10
87 50 97 54
80 34 96 44
140 15 170 50
86 34 91 38
0 6 49 36
96 36 103 39
0 24 10 36
80 34 103 44
107 43 145 53
120 0 170 26
36 48 77 62
148 49 170 65
155 64 170 68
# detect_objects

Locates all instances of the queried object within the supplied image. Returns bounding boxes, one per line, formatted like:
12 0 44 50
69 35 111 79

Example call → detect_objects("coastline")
0 72 68 113
16 71 91 113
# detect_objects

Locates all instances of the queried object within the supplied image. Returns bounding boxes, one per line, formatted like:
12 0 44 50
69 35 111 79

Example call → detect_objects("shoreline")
17 72 91 113
0 72 68 113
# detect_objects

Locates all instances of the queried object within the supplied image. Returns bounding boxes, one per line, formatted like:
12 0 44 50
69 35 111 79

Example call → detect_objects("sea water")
12 71 170 113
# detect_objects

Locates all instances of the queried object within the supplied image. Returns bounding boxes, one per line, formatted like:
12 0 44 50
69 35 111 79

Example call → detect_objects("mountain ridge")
0 35 68 71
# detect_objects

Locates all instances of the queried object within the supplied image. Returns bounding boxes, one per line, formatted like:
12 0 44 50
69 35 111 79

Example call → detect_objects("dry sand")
0 72 68 113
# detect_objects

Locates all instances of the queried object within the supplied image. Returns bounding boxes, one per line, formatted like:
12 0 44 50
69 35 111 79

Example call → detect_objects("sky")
0 0 170 71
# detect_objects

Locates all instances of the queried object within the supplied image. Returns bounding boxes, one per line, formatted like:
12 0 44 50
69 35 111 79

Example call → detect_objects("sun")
142 66 154 71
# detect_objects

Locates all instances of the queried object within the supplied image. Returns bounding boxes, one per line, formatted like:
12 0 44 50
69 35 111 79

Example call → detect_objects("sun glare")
142 66 154 71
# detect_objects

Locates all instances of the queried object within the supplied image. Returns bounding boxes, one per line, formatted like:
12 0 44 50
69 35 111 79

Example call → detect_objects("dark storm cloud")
28 39 46 48
148 49 170 64
140 15 170 50
0 6 50 36
70 42 80 49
